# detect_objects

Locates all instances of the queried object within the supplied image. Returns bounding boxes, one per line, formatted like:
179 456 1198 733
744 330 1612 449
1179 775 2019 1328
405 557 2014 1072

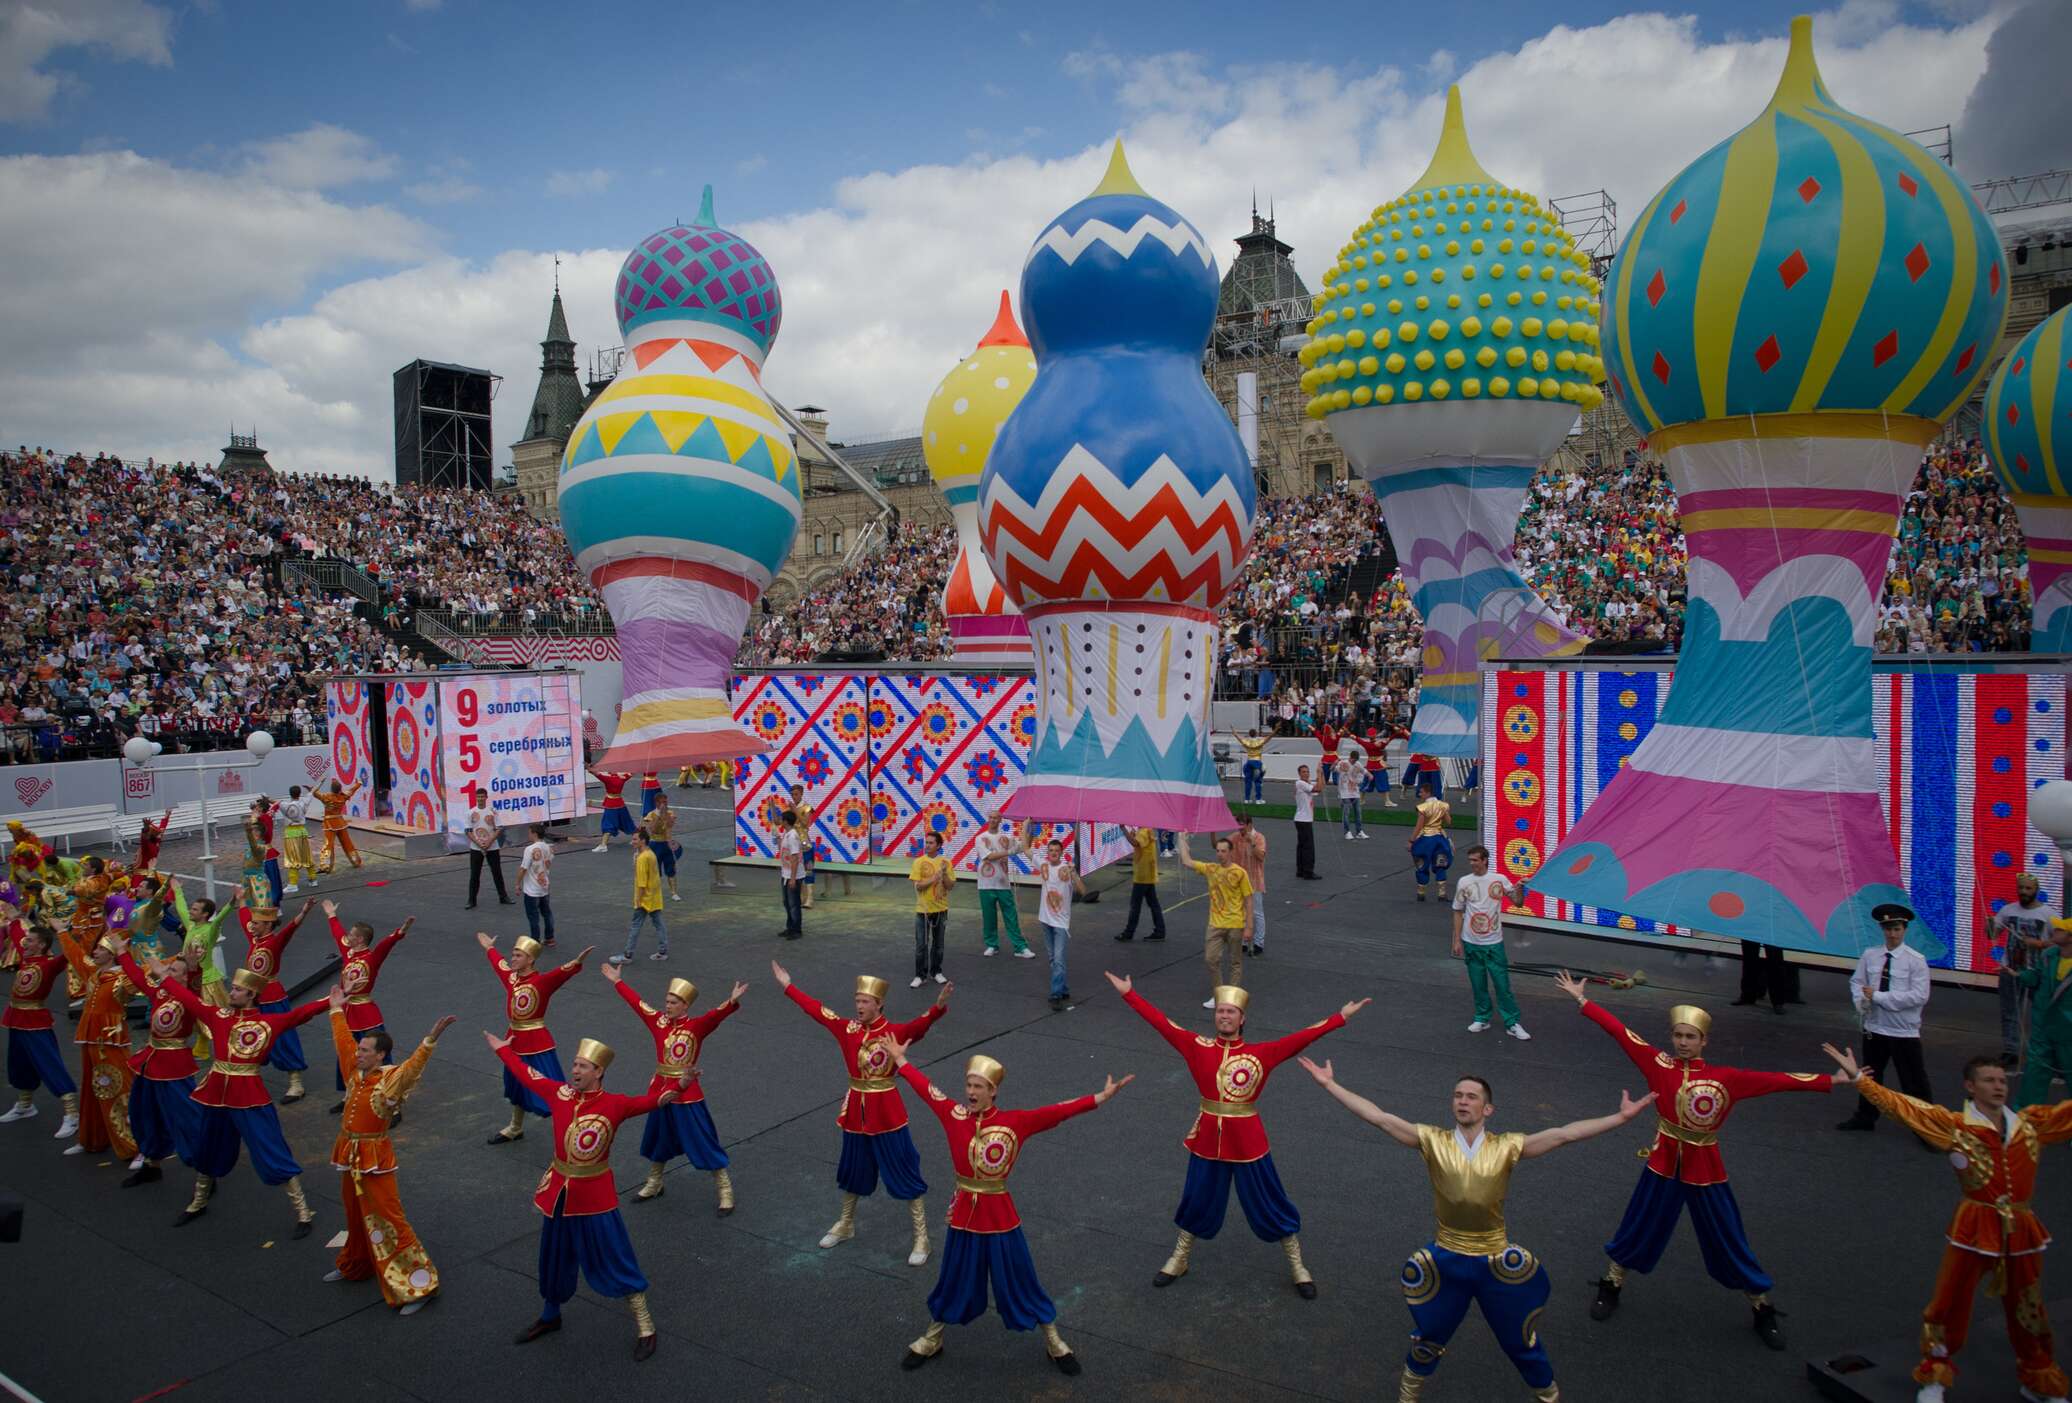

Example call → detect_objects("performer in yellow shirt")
909 832 953 988
616 822 668 963
1176 833 1253 1010
1299 1057 1655 1400
1237 728 1270 804
1114 826 1168 942
1409 793 1454 901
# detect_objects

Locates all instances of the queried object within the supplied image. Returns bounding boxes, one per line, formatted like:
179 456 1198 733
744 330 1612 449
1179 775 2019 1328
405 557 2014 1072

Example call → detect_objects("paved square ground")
0 787 2052 1403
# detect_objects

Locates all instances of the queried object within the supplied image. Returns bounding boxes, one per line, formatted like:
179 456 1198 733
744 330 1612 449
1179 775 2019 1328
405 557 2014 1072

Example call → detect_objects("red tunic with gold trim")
327 917 405 1033
1121 989 1344 1163
487 944 583 1055
118 952 199 1079
783 982 944 1134
612 979 737 1101
1579 1000 1830 1186
493 1044 673 1216
897 1062 1096 1233
4 953 64 1032
1858 1078 2072 1257
238 905 307 1003
156 978 324 1108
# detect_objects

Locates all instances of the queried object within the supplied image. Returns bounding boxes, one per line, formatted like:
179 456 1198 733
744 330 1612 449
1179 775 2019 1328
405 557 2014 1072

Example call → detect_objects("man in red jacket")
1106 971 1368 1296
604 963 746 1211
114 940 203 1186
0 924 78 1135
478 932 591 1145
1554 971 1839 1350
239 895 316 1102
321 901 411 1105
891 1040 1132 1377
155 960 327 1235
488 1031 692 1361
774 960 950 1267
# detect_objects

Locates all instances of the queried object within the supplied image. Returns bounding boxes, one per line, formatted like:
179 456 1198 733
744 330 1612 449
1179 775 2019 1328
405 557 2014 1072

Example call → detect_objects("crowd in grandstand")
0 431 2037 762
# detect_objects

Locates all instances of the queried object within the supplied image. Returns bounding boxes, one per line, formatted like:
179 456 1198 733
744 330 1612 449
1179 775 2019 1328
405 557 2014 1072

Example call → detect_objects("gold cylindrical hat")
966 1054 1006 1089
248 905 279 923
93 936 120 959
575 1037 616 1070
1668 1004 1712 1036
666 977 697 1005
1212 985 1250 1011
230 968 268 994
855 975 889 1001
511 936 543 961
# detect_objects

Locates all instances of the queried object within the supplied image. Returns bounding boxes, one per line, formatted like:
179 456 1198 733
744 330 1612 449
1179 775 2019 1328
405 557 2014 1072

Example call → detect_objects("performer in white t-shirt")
519 823 556 947
1292 764 1319 880
1450 844 1527 1040
1034 838 1086 1012
973 813 1035 959
1336 739 1368 840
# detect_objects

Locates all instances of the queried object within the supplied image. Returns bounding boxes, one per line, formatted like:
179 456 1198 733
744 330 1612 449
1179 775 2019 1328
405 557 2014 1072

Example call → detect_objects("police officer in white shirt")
1836 901 1933 1133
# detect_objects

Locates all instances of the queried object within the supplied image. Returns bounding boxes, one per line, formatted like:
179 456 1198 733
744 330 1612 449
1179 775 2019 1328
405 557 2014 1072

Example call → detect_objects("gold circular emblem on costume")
555 1085 576 1103
150 1002 182 1036
1491 1244 1538 1283
665 1031 695 1065
564 1113 613 1164
856 1037 894 1079
1522 1305 1544 1349
247 948 275 976
1215 1053 1265 1103
228 1019 270 1059
1193 1035 1217 1048
10 969 33 997
971 1124 1020 1180
342 962 369 994
1400 1248 1439 1305
1675 1078 1730 1132
510 984 540 1019
92 1063 122 1096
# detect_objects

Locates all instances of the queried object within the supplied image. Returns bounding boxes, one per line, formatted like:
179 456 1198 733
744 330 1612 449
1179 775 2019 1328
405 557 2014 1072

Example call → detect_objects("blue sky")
0 0 2053 476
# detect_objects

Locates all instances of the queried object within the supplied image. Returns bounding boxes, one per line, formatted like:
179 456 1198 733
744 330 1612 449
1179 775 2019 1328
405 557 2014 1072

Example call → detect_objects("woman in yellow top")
645 792 681 902
617 817 668 963
909 832 953 988
1408 794 1454 902
1175 833 1253 1010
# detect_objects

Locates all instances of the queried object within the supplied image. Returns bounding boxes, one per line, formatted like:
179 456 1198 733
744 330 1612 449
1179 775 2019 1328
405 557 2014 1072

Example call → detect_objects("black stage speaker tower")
394 359 500 489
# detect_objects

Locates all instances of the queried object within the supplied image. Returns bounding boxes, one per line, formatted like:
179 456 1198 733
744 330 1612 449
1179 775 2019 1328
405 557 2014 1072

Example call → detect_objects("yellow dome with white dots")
924 291 1038 505
1303 86 1606 420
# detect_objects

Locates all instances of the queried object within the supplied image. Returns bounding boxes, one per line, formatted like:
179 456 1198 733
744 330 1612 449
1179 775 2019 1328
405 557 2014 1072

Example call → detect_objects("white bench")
2 795 269 860
0 804 121 855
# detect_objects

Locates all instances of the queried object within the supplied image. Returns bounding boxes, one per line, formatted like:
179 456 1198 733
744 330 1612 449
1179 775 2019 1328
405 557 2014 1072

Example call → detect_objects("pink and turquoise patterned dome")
612 184 782 355
1601 16 2007 447
1985 304 2072 500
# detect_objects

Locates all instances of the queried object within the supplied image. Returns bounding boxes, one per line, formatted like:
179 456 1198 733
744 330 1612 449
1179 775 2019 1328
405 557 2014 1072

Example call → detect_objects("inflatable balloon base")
946 611 1033 666
1002 604 1235 832
1368 463 1585 757
1533 427 1931 952
592 554 773 771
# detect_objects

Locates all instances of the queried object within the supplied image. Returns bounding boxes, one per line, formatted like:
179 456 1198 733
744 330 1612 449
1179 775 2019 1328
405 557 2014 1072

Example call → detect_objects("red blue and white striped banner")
1485 665 2064 972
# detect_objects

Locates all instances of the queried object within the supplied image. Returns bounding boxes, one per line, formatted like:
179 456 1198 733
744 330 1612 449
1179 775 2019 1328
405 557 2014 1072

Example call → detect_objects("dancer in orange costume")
1825 1042 2072 1403
323 985 451 1314
55 927 136 1164
64 855 120 1000
317 779 363 873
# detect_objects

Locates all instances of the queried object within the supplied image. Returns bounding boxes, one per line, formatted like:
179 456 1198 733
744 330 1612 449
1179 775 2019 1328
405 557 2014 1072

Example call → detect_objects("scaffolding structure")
1552 189 1618 279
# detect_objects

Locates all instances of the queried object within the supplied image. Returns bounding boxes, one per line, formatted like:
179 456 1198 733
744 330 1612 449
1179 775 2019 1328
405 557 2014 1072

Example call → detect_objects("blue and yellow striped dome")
1985 305 2072 500
1601 16 2008 449
1302 87 1605 418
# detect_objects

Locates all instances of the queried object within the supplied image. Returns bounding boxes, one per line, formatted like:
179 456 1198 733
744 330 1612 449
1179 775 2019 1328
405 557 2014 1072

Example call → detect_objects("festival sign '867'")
438 673 586 842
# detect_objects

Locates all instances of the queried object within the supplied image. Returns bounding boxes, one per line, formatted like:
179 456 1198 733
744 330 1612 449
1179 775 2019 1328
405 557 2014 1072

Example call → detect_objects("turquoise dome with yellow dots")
1600 15 2008 451
1303 86 1606 420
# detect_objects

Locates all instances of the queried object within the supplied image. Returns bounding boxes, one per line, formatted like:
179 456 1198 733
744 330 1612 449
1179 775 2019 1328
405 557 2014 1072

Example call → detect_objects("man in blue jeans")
1989 873 2052 1066
1034 838 1085 1012
1237 730 1269 804
520 824 556 948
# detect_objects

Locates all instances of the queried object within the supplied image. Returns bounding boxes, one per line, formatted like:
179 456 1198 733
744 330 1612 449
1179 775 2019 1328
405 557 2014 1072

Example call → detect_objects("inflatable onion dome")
1985 304 2072 500
611 185 783 355
1600 15 2007 450
1020 139 1219 360
924 291 1038 501
1302 86 1605 420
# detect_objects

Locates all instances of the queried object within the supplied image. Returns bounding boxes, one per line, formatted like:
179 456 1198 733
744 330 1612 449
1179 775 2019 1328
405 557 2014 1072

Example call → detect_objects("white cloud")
544 167 612 197
0 10 2012 483
736 152 767 175
240 123 397 188
0 0 172 121
405 176 482 203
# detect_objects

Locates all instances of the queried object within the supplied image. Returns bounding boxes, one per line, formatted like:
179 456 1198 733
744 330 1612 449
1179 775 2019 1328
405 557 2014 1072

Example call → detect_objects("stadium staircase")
1332 538 1399 610
279 558 458 666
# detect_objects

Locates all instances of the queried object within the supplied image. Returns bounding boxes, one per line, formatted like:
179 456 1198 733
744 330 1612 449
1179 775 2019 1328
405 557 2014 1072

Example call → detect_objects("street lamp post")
123 731 275 902
2031 780 2072 920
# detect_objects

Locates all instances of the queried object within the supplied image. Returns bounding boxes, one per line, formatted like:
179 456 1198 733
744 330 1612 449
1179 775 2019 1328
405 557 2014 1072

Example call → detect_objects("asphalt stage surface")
0 787 2052 1403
